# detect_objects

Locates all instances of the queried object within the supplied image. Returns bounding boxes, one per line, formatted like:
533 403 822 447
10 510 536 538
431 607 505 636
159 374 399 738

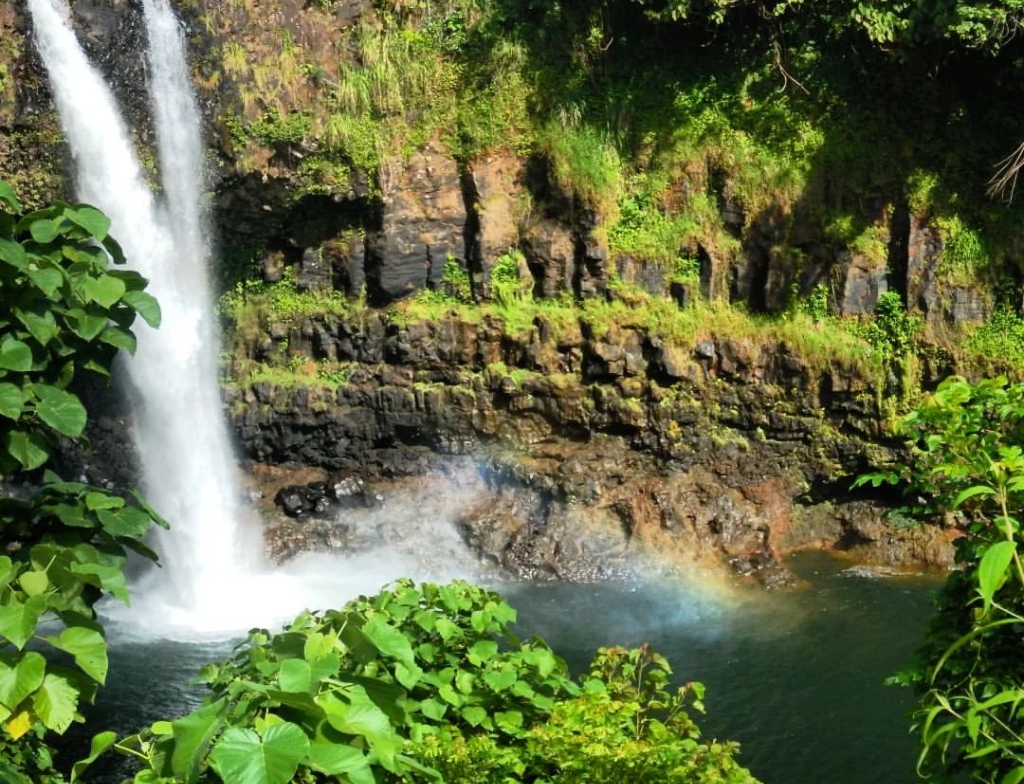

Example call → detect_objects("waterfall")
27 0 270 634
28 0 459 638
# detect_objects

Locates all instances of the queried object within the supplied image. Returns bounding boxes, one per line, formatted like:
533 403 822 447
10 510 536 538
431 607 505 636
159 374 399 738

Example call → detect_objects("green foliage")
536 124 623 213
865 291 917 364
936 215 990 286
90 579 757 784
415 257 473 308
963 307 1024 368
857 376 1024 783
248 111 311 148
219 268 352 327
0 179 164 777
490 250 532 309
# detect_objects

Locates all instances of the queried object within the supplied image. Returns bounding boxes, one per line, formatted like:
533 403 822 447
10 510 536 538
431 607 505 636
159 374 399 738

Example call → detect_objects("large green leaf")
33 384 87 438
0 596 46 649
362 615 417 668
209 723 310 784
69 561 129 604
29 218 60 244
14 306 58 347
978 540 1017 613
84 491 125 512
0 383 23 420
26 266 64 297
96 506 155 538
33 671 79 734
0 652 46 710
319 687 402 767
45 626 108 685
6 429 50 470
98 325 137 353
170 698 227 784
0 237 27 270
278 658 313 694
0 339 32 371
121 290 162 328
65 206 111 241
82 275 126 309
67 311 108 341
18 570 49 597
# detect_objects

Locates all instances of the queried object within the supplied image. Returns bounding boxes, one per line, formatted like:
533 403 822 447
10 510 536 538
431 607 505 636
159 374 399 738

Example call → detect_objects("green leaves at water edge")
978 539 1017 612
172 698 227 784
0 652 46 713
210 723 309 784
45 627 108 685
33 671 79 734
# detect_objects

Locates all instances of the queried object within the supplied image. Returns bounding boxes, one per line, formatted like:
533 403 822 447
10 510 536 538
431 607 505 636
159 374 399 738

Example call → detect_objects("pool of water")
69 552 940 784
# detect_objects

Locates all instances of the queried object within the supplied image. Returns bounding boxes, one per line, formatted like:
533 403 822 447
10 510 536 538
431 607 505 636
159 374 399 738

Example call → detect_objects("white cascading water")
27 0 264 633
26 0 373 638
28 0 483 639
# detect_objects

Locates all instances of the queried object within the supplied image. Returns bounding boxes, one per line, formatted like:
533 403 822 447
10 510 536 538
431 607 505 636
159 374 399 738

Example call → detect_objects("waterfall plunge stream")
26 0 410 638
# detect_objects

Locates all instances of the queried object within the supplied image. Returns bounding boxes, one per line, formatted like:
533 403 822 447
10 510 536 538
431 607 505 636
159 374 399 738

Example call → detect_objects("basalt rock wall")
224 310 955 580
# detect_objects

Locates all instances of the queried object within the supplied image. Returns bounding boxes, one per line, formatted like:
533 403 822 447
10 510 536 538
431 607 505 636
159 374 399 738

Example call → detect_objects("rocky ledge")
217 309 954 585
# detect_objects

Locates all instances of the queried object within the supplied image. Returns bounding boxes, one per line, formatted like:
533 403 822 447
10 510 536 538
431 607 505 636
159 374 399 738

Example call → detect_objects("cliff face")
3 0 996 579
1 0 1003 328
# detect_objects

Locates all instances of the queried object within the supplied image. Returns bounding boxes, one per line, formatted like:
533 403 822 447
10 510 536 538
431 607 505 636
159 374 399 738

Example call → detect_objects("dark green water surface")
81 552 940 784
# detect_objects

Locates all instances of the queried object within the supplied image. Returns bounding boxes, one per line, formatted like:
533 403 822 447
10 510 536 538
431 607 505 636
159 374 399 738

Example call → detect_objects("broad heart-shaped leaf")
18 570 49 597
978 540 1018 613
45 626 108 685
81 274 126 309
26 265 64 297
0 595 46 649
33 671 79 734
6 429 51 470
65 206 110 241
318 686 402 767
29 217 60 244
0 338 32 371
171 697 227 784
0 383 23 420
361 615 417 668
0 651 46 710
278 658 313 694
0 236 27 269
96 506 155 538
98 325 137 354
33 384 87 438
210 723 310 784
67 310 108 342
14 306 58 347
121 290 161 328
69 560 129 604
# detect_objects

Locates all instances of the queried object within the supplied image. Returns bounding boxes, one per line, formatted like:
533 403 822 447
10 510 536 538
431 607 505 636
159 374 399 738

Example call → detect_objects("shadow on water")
69 551 939 784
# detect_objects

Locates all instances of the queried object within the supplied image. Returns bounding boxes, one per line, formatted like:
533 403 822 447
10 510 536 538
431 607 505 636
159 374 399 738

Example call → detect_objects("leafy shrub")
92 580 760 784
857 376 1024 783
963 306 1024 367
0 179 165 781
865 290 916 362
